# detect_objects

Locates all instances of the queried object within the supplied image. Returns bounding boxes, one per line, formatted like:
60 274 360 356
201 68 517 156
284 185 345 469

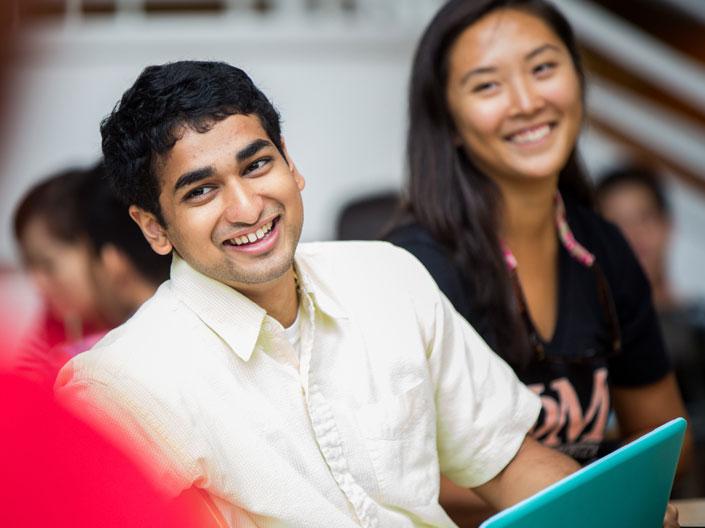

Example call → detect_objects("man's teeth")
510 124 551 144
230 221 274 246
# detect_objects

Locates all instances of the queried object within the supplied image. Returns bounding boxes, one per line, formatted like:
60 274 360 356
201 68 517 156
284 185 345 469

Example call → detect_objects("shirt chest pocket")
355 381 438 507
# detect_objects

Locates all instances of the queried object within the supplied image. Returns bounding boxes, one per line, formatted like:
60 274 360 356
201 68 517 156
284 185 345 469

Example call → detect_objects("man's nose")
222 181 263 226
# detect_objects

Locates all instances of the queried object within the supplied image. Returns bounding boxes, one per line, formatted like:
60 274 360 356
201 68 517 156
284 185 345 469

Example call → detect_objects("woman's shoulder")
563 197 669 386
564 198 618 240
563 197 651 314
385 222 459 275
385 221 439 248
563 197 634 264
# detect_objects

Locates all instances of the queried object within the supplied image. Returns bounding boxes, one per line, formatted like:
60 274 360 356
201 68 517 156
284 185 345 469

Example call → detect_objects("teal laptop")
480 417 687 528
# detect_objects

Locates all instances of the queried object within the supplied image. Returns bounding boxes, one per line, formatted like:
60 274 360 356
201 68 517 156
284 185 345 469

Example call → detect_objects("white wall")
1 11 704 297
0 15 420 250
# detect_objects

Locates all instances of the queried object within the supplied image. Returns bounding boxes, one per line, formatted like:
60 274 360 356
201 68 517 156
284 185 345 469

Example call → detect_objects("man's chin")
217 258 295 288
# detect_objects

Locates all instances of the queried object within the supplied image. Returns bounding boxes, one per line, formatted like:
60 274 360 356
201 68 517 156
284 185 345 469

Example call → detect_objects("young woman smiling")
387 0 689 524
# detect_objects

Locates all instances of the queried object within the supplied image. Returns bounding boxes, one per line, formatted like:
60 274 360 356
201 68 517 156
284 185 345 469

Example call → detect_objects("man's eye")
184 185 214 201
244 157 272 175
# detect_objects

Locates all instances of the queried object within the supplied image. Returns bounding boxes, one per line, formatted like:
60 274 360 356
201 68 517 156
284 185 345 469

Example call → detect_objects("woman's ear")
128 206 173 256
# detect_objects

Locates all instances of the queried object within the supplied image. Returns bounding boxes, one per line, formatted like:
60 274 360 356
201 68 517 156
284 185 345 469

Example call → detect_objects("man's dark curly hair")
100 61 284 226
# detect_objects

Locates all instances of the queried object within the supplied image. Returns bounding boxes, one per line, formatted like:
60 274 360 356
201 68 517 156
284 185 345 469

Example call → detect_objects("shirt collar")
294 251 348 320
168 251 348 362
169 254 266 362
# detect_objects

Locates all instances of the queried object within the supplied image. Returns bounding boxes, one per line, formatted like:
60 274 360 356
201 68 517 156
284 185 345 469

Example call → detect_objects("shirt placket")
298 291 378 528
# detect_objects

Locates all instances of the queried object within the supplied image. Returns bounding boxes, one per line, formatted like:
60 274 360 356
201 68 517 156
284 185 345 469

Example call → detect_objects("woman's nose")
509 77 545 116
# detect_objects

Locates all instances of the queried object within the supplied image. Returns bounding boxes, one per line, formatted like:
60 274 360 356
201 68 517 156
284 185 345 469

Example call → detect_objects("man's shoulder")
105 280 188 338
64 282 198 377
296 240 441 309
297 240 416 268
297 240 433 288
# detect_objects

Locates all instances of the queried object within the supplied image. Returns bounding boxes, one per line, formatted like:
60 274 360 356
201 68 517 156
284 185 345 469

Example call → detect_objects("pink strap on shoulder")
502 192 595 270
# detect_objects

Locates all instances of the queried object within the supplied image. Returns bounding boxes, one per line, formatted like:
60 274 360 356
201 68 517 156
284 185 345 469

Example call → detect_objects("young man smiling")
56 61 581 527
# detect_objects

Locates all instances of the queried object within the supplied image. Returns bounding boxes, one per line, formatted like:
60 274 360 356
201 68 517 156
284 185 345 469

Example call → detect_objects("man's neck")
238 267 299 328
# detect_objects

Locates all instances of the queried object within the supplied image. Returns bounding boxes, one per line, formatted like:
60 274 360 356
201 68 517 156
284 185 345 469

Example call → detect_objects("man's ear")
128 205 173 256
280 137 305 191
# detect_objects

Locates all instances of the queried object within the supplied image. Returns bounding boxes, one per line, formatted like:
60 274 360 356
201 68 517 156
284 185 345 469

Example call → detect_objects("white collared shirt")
56 241 540 528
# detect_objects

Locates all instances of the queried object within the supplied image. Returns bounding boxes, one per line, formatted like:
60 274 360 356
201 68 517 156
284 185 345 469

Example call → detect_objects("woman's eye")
472 81 497 94
533 62 557 76
244 157 271 175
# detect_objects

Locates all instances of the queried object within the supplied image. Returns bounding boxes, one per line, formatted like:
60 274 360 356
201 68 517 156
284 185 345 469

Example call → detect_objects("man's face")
134 113 305 292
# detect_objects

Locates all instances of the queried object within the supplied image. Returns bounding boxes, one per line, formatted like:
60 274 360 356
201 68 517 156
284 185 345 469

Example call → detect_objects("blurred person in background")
10 161 170 385
12 168 110 375
597 165 705 495
596 167 682 311
75 161 171 336
596 166 705 414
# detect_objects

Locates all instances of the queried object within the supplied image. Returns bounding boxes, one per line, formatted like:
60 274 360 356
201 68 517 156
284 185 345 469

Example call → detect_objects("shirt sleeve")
387 227 473 321
598 220 672 387
397 248 541 488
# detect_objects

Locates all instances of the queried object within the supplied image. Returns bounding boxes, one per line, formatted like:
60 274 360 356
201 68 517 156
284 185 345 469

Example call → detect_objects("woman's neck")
498 177 558 253
496 176 561 342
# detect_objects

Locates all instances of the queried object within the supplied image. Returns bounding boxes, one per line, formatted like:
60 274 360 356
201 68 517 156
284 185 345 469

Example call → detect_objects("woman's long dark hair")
406 0 593 367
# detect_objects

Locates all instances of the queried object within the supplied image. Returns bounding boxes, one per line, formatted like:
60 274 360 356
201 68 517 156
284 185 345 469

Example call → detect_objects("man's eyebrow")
525 43 561 61
236 138 273 163
173 167 213 194
171 139 274 195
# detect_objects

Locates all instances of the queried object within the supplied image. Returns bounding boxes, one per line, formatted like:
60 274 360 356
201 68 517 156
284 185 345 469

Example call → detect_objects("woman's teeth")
229 221 274 246
509 124 551 144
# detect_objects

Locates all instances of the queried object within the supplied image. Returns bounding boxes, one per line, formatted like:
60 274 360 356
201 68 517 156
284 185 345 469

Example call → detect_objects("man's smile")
223 216 278 247
222 215 281 255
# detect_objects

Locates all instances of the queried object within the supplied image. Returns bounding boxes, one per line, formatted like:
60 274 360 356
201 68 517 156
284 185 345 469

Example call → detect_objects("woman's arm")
611 372 693 474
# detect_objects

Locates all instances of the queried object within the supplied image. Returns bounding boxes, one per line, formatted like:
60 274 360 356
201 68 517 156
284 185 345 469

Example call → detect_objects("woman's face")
445 8 583 187
19 216 100 324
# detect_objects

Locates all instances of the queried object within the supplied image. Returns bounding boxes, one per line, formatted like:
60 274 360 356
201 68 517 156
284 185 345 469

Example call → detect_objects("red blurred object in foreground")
0 301 221 528
0 372 223 527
